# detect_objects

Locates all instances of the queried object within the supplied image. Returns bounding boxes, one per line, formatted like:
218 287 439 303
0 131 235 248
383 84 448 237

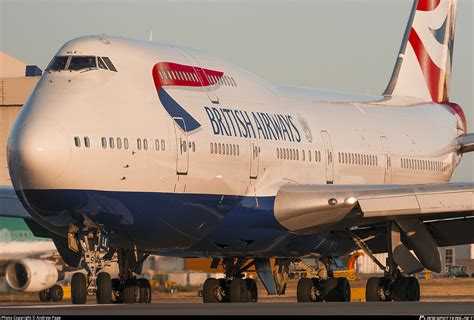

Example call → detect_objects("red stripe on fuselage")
417 0 441 11
409 28 443 102
152 62 224 91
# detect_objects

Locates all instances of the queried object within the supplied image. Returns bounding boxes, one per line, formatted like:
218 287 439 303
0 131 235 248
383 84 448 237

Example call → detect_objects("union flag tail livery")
385 0 457 103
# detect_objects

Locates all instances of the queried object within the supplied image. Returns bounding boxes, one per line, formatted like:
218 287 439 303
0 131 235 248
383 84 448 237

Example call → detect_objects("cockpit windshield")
47 56 69 71
46 55 117 72
68 56 97 71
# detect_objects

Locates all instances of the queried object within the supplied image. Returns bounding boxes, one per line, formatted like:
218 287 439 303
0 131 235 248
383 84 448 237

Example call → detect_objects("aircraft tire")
49 284 64 302
38 289 51 302
137 278 152 303
96 272 112 304
324 277 339 301
122 279 139 304
245 278 258 303
71 273 87 304
229 278 247 303
335 277 351 302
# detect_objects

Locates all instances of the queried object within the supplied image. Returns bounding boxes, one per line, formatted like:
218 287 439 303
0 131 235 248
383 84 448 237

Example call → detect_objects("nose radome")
8 118 71 186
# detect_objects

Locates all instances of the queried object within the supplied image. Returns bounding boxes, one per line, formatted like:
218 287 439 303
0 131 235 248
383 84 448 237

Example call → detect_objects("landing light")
344 197 358 205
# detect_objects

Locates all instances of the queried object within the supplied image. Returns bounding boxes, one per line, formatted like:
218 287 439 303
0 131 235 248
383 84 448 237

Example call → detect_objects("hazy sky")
1 0 473 180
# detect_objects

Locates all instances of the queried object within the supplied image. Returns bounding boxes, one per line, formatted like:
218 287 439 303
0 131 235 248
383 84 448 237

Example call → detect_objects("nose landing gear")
68 221 151 304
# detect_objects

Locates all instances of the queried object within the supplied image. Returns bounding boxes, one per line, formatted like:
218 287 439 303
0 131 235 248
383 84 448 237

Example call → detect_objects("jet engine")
6 259 58 292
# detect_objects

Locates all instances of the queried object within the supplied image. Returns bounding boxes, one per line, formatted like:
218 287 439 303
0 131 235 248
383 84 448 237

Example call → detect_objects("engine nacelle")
6 259 58 292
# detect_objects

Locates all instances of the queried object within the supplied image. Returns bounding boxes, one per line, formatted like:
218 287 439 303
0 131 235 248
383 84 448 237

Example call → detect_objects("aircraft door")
249 139 259 179
173 117 189 175
380 136 392 184
321 130 334 184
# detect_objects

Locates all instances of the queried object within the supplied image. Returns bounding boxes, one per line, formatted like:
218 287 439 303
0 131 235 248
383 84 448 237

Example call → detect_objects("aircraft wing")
274 182 474 244
0 185 30 219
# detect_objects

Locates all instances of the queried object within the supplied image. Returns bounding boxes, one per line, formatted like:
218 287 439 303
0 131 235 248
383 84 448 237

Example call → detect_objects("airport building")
0 51 473 280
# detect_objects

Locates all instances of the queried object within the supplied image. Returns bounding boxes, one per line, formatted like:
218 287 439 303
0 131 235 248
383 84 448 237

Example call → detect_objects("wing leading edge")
274 182 474 234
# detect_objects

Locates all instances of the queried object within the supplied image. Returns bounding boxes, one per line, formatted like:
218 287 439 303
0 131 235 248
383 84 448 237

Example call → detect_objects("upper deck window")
47 56 69 71
68 56 97 71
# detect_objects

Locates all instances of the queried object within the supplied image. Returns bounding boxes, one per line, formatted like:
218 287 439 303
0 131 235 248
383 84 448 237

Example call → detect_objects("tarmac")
0 302 473 315
0 278 472 315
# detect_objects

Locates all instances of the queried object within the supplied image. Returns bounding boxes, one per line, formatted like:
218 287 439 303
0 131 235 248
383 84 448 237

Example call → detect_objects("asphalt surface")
1 302 473 315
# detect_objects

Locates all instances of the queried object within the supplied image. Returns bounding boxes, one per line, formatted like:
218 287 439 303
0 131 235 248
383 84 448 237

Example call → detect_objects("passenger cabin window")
68 56 97 71
74 137 81 147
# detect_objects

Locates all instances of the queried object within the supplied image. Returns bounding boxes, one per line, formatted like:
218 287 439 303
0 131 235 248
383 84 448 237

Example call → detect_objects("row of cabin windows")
157 69 237 87
276 148 322 162
210 142 240 156
401 158 444 172
338 152 378 166
74 137 167 151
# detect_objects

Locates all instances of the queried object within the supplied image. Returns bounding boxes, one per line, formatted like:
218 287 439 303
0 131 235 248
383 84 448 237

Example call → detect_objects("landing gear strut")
68 220 151 304
347 222 421 302
201 258 258 303
295 258 351 302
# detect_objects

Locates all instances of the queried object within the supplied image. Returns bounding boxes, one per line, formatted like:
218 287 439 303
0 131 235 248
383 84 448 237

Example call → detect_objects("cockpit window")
47 56 69 71
46 55 117 73
102 57 117 72
68 56 97 71
97 57 108 70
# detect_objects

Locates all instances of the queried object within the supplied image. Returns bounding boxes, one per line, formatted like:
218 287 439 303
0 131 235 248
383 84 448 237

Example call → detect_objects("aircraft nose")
8 118 71 186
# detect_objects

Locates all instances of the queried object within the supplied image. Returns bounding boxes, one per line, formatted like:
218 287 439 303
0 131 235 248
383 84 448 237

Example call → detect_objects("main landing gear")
347 222 421 302
68 221 152 304
201 258 258 303
295 258 351 302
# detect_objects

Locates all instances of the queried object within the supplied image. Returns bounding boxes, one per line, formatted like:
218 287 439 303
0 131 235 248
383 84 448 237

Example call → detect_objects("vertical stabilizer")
384 0 458 103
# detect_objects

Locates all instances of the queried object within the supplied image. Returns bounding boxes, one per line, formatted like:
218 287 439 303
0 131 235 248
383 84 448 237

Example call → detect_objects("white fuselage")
6 36 465 255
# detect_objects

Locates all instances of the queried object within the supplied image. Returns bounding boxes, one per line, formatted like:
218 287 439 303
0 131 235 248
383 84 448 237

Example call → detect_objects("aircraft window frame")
137 138 142 150
84 137 90 148
74 137 81 148
109 137 115 149
47 56 70 71
302 150 305 161
97 57 108 70
102 57 117 72
124 138 129 150
68 56 97 71
144 139 148 151
308 150 312 162
101 137 107 149
156 139 161 151
117 138 122 150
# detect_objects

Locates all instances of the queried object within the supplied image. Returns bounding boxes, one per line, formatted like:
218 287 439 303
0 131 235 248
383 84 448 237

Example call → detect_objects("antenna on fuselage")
148 30 153 42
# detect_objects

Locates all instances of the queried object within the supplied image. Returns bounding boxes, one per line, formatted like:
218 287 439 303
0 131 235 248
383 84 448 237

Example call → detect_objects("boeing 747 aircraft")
1 0 473 304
